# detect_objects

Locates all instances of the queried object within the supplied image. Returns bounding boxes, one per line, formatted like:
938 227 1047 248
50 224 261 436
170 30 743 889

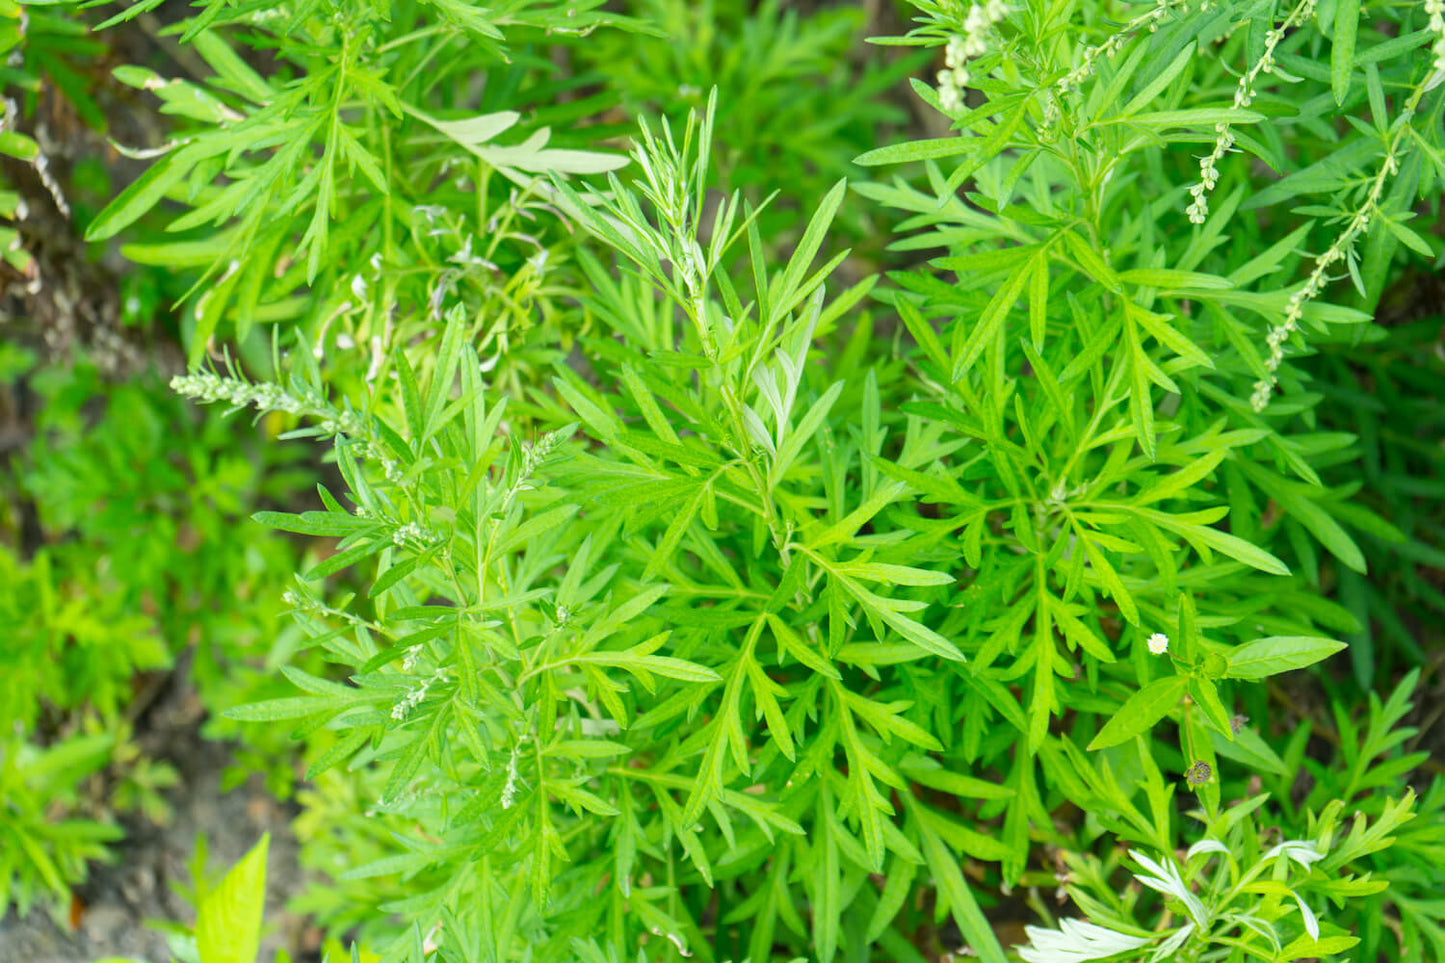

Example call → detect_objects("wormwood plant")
86 0 643 377
174 102 1437 963
575 0 920 243
143 0 1445 961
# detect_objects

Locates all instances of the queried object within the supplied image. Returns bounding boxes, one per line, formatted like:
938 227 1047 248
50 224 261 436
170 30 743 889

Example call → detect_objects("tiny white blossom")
500 746 521 809
1147 632 1169 655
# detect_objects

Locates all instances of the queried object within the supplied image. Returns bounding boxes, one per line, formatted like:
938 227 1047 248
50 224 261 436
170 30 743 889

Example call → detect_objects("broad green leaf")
1280 934 1360 959
1087 676 1188 750
196 834 268 963
1213 725 1289 776
1225 636 1347 680
1189 677 1234 739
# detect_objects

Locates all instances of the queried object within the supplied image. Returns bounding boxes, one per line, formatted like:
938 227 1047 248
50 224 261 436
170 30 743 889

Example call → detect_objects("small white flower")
1147 632 1169 655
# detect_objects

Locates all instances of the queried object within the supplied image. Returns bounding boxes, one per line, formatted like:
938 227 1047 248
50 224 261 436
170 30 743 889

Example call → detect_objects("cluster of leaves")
84 0 640 377
0 343 319 911
7 0 1445 960
573 0 922 243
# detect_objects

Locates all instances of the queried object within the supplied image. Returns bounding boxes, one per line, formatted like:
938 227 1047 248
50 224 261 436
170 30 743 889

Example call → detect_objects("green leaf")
1332 0 1360 106
1087 676 1188 750
196 834 268 963
1118 268 1232 291
1189 677 1234 739
835 573 964 661
0 131 39 161
1380 214 1435 258
834 560 954 587
767 614 841 679
1225 636 1347 680
918 816 1007 963
1281 934 1360 959
1062 231 1120 292
1120 44 1195 116
85 145 198 241
1132 451 1227 506
1234 462 1364 572
1026 250 1051 350
952 250 1034 380
854 137 979 166
769 179 847 323
192 29 273 103
252 510 368 537
772 382 843 486
1115 108 1265 128
1213 725 1289 776
222 696 338 721
1140 508 1290 575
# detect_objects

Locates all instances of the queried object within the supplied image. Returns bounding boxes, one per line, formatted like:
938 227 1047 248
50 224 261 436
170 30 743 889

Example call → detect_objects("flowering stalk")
1056 0 1193 97
171 369 316 420
1250 70 1436 411
391 669 445 721
171 367 404 480
1186 0 1316 225
1430 0 1445 73
936 0 1008 113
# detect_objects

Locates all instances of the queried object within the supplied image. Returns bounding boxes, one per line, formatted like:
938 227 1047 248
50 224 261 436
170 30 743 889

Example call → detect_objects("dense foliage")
2 0 1444 961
